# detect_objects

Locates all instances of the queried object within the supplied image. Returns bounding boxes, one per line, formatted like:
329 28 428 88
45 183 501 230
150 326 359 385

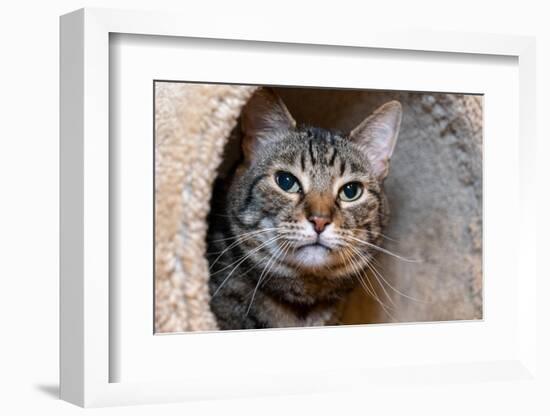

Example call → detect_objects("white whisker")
208 228 279 270
210 235 285 297
339 246 396 320
347 245 396 308
245 240 291 316
341 234 421 263
347 244 426 304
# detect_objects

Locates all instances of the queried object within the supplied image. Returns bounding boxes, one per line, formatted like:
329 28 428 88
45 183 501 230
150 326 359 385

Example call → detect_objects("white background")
0 0 548 415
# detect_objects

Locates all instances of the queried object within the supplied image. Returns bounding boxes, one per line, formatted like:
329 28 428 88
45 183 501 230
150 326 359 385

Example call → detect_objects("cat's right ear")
241 88 296 162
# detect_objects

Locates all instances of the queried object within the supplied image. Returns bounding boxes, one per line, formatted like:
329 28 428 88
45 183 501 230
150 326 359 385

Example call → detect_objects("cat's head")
228 88 401 276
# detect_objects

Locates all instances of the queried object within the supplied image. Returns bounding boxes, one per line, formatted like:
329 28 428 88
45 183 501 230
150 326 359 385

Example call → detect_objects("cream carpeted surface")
155 83 257 333
154 83 482 333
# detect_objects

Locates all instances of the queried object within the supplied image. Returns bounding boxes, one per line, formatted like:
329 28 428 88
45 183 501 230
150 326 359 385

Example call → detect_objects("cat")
207 88 402 330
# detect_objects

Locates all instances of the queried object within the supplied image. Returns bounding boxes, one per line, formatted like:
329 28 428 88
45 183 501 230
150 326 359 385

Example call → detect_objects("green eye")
275 171 301 193
339 182 363 202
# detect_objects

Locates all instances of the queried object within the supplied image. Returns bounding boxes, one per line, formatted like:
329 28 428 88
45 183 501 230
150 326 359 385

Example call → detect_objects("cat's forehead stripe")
340 159 346 176
308 139 316 166
328 147 338 166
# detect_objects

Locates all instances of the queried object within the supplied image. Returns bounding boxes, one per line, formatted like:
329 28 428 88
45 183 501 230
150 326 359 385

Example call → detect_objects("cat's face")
228 89 401 277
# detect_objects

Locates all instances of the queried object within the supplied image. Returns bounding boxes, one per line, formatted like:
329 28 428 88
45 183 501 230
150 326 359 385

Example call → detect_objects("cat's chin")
293 244 332 269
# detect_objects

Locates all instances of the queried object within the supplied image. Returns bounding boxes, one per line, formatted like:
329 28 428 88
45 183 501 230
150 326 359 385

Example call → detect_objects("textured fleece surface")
155 83 482 332
155 82 257 332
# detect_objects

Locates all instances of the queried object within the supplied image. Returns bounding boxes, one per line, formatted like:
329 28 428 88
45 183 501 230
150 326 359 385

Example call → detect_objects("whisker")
340 235 421 263
367 261 426 304
210 235 285 297
339 249 374 297
208 228 279 243
347 244 426 304
346 245 396 308
260 241 293 289
358 274 397 322
245 240 290 316
210 235 282 277
366 264 397 308
346 228 401 243
339 246 396 318
208 228 280 270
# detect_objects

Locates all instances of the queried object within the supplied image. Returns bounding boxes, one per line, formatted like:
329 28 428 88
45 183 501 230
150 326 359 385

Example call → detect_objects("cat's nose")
308 215 331 234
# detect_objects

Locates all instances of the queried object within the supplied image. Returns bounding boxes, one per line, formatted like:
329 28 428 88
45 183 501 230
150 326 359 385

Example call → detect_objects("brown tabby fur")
207 88 402 330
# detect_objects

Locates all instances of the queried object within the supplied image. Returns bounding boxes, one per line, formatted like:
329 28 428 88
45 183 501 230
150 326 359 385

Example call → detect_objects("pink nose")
308 215 331 234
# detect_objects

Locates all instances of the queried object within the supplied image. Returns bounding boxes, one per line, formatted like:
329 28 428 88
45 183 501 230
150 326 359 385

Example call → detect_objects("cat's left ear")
241 88 296 162
349 101 402 180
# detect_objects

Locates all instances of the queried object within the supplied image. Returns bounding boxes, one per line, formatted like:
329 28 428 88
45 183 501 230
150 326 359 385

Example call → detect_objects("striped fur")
207 89 401 330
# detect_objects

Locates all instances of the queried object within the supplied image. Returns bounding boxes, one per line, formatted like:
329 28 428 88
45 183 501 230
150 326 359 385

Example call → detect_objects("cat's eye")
275 171 301 193
339 182 363 202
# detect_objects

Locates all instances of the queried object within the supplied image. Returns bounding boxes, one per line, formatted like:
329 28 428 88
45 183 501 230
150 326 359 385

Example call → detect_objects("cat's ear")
349 100 402 180
241 88 296 161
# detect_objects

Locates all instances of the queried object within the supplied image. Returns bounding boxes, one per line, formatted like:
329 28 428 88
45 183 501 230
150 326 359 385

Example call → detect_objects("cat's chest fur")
208 273 342 330
246 288 338 328
260 298 337 327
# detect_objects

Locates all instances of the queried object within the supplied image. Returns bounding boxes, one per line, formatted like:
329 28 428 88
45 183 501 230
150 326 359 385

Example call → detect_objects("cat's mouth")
290 241 335 270
298 242 331 252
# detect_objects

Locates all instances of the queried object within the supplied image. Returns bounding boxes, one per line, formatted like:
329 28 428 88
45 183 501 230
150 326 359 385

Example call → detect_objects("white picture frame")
60 7 538 408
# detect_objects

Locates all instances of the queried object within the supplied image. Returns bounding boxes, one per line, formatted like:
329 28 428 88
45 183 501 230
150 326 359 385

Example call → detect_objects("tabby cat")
207 88 402 330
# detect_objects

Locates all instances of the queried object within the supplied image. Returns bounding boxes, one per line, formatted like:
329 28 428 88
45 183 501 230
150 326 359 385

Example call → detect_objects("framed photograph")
60 8 538 408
